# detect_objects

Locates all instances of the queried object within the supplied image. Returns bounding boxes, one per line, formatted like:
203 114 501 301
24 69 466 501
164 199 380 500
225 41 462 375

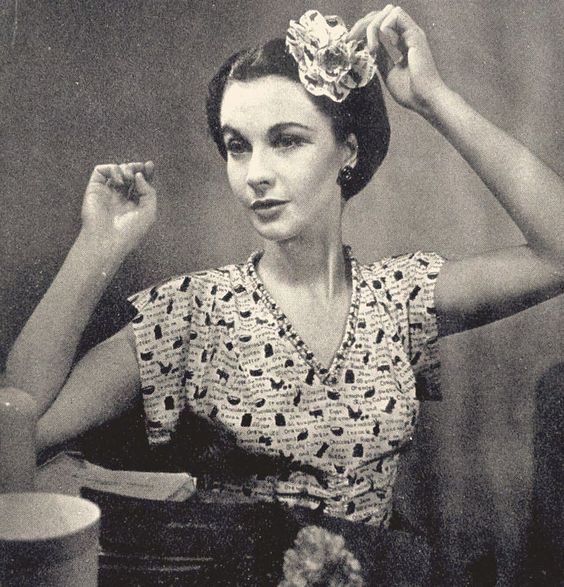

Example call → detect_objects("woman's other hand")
349 5 447 116
6 161 155 417
81 161 157 256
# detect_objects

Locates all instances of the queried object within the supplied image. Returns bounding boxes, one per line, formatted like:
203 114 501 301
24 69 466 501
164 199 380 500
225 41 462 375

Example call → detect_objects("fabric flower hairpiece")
286 10 377 103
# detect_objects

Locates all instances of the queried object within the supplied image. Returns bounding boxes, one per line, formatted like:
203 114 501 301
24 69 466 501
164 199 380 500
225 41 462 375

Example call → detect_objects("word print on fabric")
128 247 444 528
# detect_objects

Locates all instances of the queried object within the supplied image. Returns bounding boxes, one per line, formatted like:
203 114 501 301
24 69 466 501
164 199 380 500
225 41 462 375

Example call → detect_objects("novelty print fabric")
128 248 445 527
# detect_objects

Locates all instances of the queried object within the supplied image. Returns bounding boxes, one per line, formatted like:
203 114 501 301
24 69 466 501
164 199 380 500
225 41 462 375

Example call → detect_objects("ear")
342 133 359 169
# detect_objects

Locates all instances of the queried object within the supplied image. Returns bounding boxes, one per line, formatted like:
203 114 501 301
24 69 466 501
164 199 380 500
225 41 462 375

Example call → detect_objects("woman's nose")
246 148 275 193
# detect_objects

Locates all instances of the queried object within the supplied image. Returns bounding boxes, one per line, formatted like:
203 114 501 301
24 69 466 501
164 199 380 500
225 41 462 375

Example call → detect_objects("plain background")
1 0 562 583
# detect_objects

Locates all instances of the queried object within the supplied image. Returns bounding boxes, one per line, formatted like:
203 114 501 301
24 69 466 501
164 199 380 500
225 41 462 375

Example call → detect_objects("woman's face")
220 75 354 243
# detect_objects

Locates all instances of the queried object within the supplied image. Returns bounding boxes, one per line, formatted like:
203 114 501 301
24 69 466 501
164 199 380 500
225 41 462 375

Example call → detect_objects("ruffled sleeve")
403 251 446 401
365 251 446 401
127 275 196 445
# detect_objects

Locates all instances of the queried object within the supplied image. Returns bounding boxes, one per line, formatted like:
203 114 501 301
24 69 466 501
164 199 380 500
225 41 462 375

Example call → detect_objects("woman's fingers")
120 161 156 184
133 171 156 206
380 6 426 50
348 6 425 60
347 10 381 41
119 162 143 184
89 161 155 200
119 161 155 202
117 162 143 200
90 164 124 187
366 8 397 53
348 4 394 44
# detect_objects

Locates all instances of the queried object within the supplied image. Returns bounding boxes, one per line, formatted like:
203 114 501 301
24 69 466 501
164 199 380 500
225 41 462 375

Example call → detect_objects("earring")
337 165 354 187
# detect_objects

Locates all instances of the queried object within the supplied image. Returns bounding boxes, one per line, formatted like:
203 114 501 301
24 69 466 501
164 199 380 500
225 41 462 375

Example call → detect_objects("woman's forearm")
5 231 126 416
423 88 564 269
35 325 140 452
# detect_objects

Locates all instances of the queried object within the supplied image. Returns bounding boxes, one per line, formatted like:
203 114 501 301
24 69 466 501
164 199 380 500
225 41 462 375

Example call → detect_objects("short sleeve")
127 275 195 445
404 251 446 401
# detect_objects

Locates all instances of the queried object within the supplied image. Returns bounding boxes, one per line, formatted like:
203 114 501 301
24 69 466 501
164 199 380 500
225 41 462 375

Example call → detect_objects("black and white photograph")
1 1 562 585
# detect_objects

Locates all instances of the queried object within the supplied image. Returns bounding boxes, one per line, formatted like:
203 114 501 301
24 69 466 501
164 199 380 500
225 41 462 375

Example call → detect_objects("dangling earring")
337 165 354 187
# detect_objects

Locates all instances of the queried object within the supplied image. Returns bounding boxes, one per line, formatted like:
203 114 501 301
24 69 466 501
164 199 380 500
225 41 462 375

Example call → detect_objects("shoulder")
363 251 445 278
127 260 248 314
361 251 446 296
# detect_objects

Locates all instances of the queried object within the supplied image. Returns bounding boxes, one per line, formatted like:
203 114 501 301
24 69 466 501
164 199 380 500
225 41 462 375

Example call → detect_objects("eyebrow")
221 122 315 137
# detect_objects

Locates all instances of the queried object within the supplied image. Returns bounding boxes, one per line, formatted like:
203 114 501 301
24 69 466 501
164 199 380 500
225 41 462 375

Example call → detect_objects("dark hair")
206 38 390 200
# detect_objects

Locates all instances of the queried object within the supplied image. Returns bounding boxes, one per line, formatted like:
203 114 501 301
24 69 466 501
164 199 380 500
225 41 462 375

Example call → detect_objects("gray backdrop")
1 0 562 582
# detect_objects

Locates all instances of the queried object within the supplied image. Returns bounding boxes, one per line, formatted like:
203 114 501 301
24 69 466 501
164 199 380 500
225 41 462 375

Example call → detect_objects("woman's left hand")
348 5 448 116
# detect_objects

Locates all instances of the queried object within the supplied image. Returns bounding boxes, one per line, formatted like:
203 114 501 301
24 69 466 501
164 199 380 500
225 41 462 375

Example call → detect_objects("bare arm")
5 161 156 418
36 324 141 452
424 87 564 335
350 6 564 335
5 233 125 416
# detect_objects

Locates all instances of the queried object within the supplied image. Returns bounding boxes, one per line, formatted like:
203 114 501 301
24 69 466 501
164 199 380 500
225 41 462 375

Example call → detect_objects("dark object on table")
84 487 299 585
83 487 431 586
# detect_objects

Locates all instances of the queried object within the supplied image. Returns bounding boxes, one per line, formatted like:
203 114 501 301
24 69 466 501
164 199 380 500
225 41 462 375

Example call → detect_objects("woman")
6 1 563 570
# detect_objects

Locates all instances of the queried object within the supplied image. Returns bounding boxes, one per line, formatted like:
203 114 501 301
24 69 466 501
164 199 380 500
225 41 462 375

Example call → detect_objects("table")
84 488 431 586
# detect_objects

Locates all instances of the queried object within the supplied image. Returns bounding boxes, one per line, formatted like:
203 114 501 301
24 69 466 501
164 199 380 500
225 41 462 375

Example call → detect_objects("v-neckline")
245 246 362 384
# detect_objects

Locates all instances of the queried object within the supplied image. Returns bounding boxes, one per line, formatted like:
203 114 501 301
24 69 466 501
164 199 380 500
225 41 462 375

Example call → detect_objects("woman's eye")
274 135 306 149
225 139 249 155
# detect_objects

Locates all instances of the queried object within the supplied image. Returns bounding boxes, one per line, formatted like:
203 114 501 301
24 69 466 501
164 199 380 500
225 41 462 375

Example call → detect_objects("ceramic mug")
0 492 101 586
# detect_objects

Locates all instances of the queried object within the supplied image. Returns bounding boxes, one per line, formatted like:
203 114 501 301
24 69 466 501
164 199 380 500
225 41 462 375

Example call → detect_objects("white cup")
0 492 101 586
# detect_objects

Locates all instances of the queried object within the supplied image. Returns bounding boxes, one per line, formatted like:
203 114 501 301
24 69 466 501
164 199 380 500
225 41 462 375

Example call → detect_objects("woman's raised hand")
81 161 157 256
349 5 447 116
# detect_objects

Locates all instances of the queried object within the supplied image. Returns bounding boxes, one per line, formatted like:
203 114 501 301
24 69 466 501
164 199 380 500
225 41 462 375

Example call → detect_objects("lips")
250 199 288 210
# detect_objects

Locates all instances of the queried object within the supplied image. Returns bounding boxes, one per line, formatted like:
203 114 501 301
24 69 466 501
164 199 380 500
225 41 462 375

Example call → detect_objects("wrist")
418 85 463 125
76 229 128 264
73 230 126 279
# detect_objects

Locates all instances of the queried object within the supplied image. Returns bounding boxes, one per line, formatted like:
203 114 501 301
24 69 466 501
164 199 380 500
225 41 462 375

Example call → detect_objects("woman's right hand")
81 161 157 256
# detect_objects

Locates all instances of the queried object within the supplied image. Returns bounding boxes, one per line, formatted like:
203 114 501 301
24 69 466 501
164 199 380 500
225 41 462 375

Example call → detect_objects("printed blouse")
128 248 445 527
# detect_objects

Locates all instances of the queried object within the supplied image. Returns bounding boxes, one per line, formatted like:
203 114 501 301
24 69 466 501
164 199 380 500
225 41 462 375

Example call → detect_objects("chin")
246 211 298 241
252 222 300 243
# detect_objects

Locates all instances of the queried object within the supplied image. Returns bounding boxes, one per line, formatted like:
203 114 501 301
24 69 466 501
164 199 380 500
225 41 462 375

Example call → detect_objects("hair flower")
286 10 377 102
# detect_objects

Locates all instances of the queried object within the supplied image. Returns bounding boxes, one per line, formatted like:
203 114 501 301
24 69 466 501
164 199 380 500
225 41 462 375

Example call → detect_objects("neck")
258 234 348 300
